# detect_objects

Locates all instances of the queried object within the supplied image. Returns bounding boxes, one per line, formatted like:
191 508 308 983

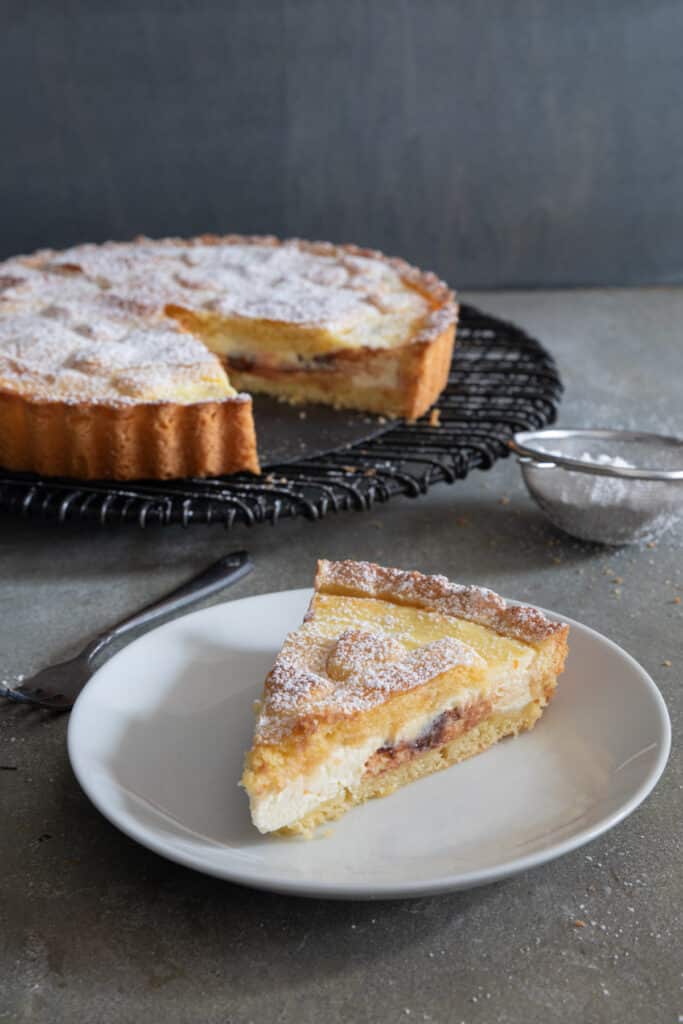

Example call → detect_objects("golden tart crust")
0 235 456 480
0 391 258 479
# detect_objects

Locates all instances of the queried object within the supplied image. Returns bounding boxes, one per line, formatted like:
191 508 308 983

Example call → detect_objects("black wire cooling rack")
0 305 562 528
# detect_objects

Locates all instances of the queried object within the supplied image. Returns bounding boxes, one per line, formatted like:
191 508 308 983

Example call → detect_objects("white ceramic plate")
67 589 671 900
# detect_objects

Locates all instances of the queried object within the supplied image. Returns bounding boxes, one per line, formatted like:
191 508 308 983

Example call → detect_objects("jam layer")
363 698 492 778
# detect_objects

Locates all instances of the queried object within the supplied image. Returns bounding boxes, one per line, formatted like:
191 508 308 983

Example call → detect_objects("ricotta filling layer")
250 669 535 833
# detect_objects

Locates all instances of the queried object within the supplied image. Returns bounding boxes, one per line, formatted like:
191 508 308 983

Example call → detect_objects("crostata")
0 236 457 479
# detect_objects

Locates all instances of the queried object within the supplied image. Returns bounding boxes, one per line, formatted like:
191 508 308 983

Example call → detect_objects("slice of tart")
241 560 569 836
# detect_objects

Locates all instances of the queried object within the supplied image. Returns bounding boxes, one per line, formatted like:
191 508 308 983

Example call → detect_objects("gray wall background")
2 1 682 289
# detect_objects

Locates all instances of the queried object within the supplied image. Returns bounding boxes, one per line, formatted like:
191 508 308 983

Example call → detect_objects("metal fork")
1 550 253 711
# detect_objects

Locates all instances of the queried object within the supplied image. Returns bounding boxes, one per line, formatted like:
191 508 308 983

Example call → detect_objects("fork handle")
82 550 253 661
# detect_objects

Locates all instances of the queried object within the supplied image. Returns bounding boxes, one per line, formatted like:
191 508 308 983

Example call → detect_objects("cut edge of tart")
241 560 569 836
0 236 457 479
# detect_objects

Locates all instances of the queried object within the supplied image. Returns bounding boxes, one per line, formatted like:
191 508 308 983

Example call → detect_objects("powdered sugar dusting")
315 559 565 643
256 622 484 743
0 236 449 403
0 300 229 404
326 628 405 681
49 240 428 328
529 449 682 545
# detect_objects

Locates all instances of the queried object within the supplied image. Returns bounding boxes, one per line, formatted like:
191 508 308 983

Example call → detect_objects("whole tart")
0 236 457 480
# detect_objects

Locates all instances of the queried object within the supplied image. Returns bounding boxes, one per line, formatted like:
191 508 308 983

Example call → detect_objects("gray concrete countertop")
1 288 681 1024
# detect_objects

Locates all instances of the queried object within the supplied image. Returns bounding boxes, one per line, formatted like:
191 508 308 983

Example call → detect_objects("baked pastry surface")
0 236 457 479
241 560 569 836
